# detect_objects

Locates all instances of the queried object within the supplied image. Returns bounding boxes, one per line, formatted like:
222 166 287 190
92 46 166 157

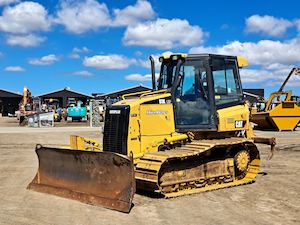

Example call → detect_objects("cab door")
174 58 216 131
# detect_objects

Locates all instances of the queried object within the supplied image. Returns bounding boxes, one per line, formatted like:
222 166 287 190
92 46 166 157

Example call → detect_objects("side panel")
140 104 175 135
139 104 175 153
127 104 143 161
217 104 250 132
269 102 300 131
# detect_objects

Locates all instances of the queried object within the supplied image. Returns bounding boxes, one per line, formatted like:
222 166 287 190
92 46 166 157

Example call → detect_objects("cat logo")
235 120 245 128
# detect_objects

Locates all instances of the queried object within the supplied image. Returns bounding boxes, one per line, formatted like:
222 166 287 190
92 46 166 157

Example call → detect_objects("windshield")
157 58 207 92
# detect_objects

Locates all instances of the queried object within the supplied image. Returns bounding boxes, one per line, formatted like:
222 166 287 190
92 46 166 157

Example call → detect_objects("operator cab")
153 54 246 131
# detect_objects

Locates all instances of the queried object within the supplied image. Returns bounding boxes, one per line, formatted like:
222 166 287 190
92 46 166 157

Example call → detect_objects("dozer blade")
27 145 135 213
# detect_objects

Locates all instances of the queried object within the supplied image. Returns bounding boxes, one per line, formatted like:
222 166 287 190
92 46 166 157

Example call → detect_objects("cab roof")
159 53 249 67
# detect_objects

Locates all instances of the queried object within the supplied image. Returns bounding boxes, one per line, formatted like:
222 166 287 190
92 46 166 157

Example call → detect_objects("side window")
212 58 242 106
226 69 237 94
213 70 227 94
181 66 196 96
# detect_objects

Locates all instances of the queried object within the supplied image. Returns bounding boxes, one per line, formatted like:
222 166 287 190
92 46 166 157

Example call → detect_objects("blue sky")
0 0 300 97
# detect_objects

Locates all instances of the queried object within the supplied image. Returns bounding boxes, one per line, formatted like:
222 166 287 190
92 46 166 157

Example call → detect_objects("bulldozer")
251 68 300 131
28 54 275 213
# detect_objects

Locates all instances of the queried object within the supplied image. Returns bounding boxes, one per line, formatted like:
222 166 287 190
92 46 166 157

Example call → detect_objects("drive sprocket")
234 150 250 172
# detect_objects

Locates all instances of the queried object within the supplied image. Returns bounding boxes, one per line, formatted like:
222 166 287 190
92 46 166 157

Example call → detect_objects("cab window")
212 58 242 106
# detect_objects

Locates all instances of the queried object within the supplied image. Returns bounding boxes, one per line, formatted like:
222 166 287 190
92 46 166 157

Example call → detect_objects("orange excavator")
19 87 36 125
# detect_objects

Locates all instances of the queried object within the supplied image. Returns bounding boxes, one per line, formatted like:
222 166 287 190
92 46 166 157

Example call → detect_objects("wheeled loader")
28 54 275 212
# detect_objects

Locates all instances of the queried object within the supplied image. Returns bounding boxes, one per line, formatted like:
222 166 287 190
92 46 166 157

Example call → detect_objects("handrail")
122 90 152 100
139 89 169 99
122 89 170 100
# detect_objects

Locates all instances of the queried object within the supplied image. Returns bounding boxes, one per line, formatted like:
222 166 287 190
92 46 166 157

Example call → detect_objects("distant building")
92 85 151 105
0 89 22 116
37 87 93 108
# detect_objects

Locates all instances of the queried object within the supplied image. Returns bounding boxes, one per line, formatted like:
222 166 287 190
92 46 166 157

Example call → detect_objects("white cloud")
29 54 59 65
134 51 143 57
245 15 293 37
239 69 274 83
6 34 46 47
138 51 173 70
4 66 25 72
189 38 300 87
0 1 51 34
125 72 159 81
83 54 136 69
55 0 111 34
55 0 156 33
123 18 206 49
125 73 152 81
240 66 300 87
68 53 80 59
73 46 90 53
69 46 90 59
72 70 94 77
295 19 300 33
112 0 155 26
189 38 300 66
0 0 19 6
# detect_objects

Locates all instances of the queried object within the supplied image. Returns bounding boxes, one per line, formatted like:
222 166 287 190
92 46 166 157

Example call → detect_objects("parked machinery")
28 54 275 212
291 95 300 106
18 87 36 125
43 98 63 122
251 68 300 131
66 98 87 121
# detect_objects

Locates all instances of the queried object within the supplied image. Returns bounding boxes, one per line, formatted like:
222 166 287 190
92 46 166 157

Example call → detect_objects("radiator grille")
103 105 130 155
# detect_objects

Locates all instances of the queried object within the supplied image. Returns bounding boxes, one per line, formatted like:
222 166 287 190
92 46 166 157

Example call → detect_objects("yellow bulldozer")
251 68 300 131
27 54 275 212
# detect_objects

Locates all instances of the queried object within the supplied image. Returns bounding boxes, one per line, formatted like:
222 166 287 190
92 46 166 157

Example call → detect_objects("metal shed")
92 85 151 105
0 89 22 116
37 87 93 108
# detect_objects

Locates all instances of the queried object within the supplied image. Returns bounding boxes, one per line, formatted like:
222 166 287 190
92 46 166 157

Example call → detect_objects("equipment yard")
0 117 299 225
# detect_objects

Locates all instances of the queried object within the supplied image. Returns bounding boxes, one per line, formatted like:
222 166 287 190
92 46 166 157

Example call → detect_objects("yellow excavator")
251 68 300 131
28 54 275 213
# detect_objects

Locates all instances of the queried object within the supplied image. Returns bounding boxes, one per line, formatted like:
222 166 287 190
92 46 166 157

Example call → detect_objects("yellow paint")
251 90 300 131
139 103 176 156
164 158 260 198
165 134 188 144
69 135 102 152
217 104 250 132
160 53 188 60
237 56 249 67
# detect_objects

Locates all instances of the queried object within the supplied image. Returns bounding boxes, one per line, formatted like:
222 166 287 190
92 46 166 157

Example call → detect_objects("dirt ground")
0 117 299 225
0 114 91 128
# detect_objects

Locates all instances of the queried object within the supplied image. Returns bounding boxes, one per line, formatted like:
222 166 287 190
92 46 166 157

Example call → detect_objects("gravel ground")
0 117 299 225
